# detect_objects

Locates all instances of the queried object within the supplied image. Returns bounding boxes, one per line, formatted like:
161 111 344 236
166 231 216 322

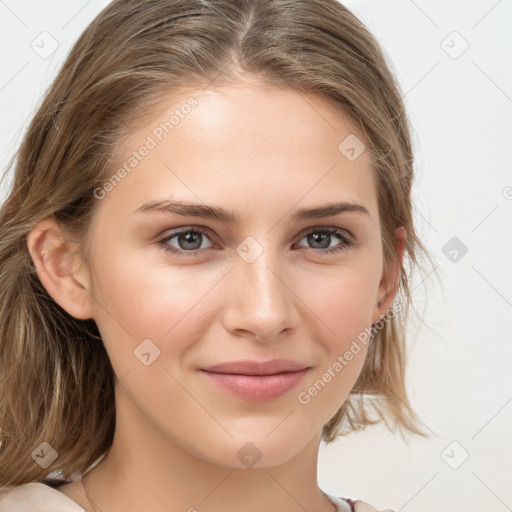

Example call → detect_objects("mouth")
199 360 311 402
200 359 310 376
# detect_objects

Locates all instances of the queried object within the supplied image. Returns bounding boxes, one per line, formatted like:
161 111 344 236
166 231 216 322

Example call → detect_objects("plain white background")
1 1 511 511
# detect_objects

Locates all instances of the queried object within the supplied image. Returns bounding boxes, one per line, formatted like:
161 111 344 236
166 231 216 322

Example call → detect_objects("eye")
157 226 353 258
294 227 353 254
157 227 215 257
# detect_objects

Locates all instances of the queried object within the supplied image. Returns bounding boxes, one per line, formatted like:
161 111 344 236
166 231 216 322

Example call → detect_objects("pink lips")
199 359 310 402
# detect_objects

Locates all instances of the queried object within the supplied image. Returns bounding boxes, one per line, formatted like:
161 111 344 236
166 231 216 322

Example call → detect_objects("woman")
0 1 431 510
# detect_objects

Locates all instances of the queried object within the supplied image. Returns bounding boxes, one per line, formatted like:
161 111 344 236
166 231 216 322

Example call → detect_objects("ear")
26 216 94 320
371 226 407 324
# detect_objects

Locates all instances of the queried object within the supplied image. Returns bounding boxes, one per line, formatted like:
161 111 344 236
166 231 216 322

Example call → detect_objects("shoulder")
326 493 395 512
0 482 85 511
353 499 397 512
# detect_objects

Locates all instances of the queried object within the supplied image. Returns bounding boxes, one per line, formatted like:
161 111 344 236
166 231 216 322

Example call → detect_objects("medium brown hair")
0 0 434 487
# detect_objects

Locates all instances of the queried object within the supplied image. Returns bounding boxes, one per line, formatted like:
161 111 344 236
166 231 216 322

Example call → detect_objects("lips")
199 359 311 402
201 359 310 376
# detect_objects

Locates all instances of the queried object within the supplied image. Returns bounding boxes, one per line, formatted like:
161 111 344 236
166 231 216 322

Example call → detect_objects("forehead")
102 83 377 220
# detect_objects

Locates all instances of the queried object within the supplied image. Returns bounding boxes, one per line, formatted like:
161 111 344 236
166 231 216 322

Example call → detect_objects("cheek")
89 247 224 370
300 261 381 342
287 261 380 409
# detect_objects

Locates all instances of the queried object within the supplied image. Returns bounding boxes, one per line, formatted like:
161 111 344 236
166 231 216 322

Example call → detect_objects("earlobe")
372 226 407 323
26 217 94 320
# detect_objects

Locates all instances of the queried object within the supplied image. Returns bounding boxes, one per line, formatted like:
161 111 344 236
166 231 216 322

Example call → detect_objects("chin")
190 431 312 470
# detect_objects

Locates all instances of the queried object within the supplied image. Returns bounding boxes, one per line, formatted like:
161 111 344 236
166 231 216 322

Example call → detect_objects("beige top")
0 482 392 512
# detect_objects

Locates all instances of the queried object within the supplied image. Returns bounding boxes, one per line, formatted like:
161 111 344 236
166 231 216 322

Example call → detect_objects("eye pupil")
179 231 202 250
308 232 330 249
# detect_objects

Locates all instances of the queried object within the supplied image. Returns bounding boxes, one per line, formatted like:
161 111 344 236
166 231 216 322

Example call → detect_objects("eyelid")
158 225 215 239
295 224 354 242
157 225 217 247
157 225 353 246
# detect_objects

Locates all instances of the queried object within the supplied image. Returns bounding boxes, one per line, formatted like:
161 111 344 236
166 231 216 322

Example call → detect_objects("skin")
27 79 405 512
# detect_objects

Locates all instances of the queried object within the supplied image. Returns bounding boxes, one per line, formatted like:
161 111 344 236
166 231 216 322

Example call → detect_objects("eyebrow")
133 200 370 223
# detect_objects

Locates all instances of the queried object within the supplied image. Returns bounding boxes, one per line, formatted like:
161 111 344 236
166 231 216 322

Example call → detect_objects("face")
70 81 398 468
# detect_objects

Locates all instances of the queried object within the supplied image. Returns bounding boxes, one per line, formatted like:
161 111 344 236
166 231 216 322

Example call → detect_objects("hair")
0 0 435 488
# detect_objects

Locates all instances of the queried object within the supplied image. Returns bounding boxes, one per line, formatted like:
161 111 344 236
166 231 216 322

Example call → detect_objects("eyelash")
157 226 353 257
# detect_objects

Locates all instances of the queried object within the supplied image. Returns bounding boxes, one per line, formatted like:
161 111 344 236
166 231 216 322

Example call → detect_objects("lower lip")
200 368 310 402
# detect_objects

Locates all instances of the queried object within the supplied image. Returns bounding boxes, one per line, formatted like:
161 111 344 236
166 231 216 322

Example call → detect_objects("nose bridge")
242 252 282 308
223 235 298 339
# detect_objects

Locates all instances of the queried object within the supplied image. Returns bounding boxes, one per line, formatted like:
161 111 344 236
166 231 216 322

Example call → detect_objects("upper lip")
201 359 310 376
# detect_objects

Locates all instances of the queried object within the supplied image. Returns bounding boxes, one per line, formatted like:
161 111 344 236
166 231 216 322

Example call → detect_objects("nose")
220 245 300 342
